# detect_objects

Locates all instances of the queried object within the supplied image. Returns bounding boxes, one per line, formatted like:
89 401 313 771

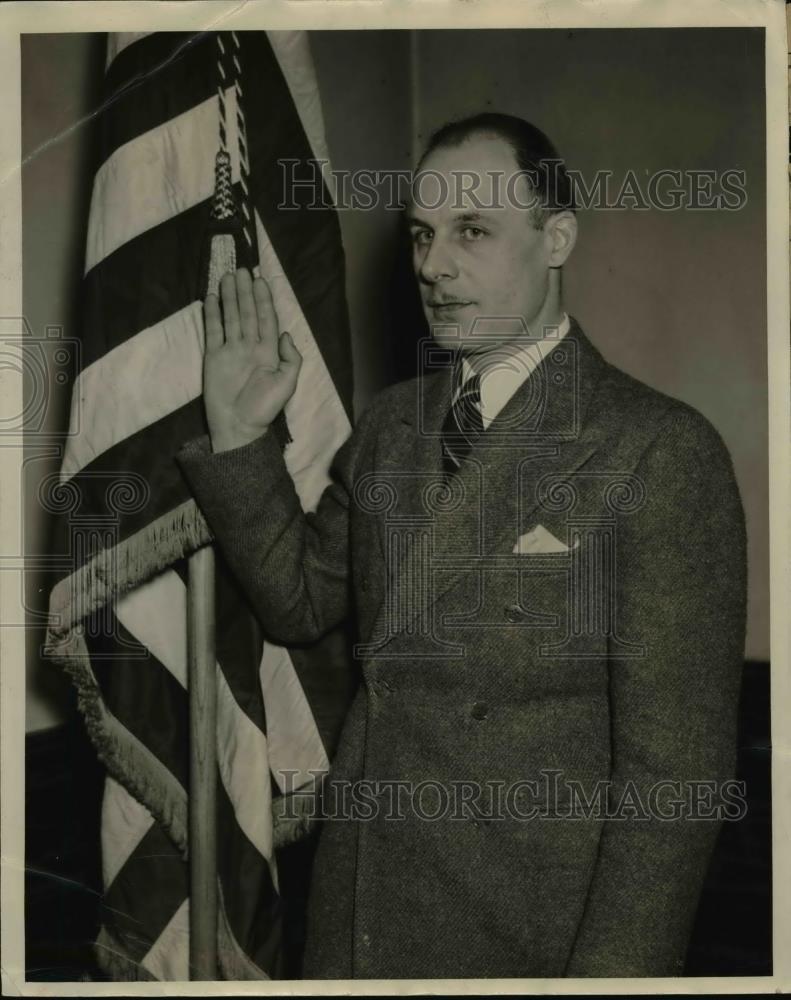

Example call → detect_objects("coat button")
504 604 524 623
471 701 488 721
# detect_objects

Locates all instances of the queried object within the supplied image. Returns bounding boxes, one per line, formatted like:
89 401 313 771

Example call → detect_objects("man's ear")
546 211 578 268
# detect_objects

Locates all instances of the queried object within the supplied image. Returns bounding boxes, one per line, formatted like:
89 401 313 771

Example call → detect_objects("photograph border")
1 0 788 995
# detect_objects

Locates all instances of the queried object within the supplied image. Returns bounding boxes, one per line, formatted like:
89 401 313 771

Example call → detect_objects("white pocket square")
513 525 577 554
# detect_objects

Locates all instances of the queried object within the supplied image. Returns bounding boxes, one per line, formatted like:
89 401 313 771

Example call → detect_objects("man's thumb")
279 331 302 367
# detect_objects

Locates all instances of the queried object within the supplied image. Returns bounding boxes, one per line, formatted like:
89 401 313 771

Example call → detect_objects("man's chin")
428 313 539 354
429 324 475 352
430 327 514 359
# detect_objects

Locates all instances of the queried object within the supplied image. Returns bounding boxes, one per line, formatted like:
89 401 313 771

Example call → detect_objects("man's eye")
461 226 486 241
412 229 432 246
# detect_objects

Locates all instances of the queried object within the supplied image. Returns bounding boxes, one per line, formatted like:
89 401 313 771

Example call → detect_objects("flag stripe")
267 33 333 185
77 196 351 431
105 31 155 71
62 212 353 555
68 209 350 503
254 208 353 514
117 567 274 859
79 201 212 371
80 34 352 416
85 86 242 274
104 32 333 219
209 559 270 735
101 33 214 165
60 401 201 556
101 821 187 965
216 779 280 969
283 627 359 760
67 215 350 495
99 33 324 193
91 613 281 970
102 779 281 975
62 303 203 479
92 581 275 859
260 641 330 794
101 777 155 891
139 900 189 981
88 612 189 785
241 34 352 416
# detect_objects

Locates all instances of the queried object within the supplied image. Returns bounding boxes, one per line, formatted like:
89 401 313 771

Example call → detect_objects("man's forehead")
405 202 506 225
409 134 532 218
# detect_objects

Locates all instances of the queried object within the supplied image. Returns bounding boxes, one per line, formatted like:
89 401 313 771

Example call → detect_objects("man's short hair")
418 111 576 229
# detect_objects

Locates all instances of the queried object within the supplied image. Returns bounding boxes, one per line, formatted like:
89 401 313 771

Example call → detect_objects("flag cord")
213 32 254 252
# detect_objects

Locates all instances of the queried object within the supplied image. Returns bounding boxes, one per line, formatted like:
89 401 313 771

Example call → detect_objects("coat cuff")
176 429 292 520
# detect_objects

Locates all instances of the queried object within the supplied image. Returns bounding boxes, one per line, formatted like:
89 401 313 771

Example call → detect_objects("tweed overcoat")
178 319 747 979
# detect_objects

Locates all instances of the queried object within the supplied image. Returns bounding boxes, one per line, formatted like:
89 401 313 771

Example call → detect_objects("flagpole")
187 544 218 979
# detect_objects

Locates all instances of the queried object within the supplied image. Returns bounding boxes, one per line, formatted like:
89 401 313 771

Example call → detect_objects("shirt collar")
457 313 571 429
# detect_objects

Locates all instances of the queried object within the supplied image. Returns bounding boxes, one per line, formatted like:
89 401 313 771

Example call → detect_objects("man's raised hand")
203 268 302 453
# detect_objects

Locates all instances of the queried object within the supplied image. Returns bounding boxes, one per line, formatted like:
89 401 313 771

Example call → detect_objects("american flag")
44 30 354 980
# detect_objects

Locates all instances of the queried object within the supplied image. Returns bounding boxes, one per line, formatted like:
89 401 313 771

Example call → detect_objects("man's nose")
419 236 458 284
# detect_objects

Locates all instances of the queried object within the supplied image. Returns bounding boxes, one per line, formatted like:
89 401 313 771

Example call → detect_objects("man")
177 113 747 978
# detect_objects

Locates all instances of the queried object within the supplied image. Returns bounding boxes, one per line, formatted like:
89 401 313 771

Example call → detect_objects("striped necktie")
441 370 484 476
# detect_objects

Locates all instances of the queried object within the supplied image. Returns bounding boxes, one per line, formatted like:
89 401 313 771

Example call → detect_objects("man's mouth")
428 300 473 312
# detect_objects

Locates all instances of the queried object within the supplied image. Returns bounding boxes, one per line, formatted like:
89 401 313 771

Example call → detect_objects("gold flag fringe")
47 624 190 855
46 495 317 872
48 498 212 639
45 500 210 858
271 790 319 849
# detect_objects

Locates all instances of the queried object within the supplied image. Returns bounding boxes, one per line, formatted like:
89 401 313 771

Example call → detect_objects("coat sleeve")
564 405 747 977
176 402 378 645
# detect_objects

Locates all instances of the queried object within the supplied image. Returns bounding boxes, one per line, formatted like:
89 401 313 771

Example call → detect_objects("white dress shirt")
455 313 571 430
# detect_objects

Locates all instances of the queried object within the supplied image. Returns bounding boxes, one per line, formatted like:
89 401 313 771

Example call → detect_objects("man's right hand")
203 268 302 453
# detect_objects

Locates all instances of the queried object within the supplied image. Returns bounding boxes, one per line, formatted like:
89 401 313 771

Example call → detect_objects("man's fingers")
253 275 280 366
204 293 223 352
235 268 257 341
220 271 240 343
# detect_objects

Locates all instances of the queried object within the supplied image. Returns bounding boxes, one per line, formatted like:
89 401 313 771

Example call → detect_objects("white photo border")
1 0 787 995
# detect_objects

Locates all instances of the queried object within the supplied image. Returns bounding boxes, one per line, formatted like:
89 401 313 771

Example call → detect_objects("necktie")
441 371 483 477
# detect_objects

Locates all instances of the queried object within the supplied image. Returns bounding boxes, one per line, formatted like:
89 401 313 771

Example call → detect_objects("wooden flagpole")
187 544 218 979
185 30 255 979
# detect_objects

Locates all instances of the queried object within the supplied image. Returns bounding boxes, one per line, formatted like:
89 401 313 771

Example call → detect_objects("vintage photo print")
1 0 788 994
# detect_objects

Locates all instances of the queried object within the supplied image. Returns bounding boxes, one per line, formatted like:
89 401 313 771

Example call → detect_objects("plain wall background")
22 34 105 730
22 28 768 731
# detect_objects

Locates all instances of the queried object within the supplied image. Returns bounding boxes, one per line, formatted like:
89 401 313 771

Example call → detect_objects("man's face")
408 134 556 355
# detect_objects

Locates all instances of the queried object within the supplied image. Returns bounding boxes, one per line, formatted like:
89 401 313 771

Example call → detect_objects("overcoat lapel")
367 319 609 653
